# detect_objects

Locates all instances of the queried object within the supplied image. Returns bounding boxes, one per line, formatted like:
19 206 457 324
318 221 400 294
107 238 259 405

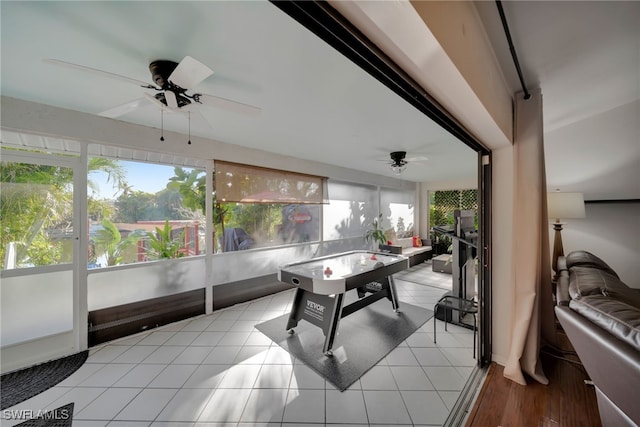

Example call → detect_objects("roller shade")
214 160 328 204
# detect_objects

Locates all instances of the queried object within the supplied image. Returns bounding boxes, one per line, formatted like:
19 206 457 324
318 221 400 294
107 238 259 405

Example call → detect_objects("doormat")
1 351 88 410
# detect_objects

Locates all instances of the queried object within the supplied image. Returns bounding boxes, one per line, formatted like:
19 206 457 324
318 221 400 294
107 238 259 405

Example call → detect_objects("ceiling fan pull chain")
160 109 165 142
187 111 192 145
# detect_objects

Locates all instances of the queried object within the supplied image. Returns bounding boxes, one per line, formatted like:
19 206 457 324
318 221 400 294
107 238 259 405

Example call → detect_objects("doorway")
1 147 86 373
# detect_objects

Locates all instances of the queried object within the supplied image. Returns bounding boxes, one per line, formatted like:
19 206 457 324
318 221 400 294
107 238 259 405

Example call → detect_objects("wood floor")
465 350 602 427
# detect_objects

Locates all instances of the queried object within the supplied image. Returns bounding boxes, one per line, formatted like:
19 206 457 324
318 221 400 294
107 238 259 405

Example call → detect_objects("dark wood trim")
478 153 492 367
585 199 640 204
212 274 293 311
88 289 205 346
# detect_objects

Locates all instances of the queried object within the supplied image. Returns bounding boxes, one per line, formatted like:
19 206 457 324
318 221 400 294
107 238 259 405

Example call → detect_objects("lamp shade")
547 192 586 220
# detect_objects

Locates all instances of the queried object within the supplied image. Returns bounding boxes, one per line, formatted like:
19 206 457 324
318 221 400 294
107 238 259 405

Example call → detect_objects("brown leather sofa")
555 250 640 426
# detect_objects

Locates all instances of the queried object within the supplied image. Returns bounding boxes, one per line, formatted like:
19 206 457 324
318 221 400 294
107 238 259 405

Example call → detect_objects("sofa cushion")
569 267 624 297
570 295 640 351
396 238 414 249
602 287 640 310
566 250 619 278
402 246 432 256
569 267 640 308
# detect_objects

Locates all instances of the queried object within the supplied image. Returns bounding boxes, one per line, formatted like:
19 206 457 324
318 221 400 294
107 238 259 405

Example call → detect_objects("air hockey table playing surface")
278 250 409 356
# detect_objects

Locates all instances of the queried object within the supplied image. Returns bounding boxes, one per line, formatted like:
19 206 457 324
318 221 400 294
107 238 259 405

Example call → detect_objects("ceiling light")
390 162 407 175
389 151 408 175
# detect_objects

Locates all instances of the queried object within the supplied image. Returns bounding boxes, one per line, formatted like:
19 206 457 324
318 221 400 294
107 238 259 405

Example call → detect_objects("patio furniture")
434 295 478 358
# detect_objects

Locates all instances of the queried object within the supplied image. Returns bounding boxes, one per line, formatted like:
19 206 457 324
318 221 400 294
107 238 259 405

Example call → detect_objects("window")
213 161 324 252
429 189 478 229
88 158 205 267
323 181 378 241
381 188 415 238
1 160 75 269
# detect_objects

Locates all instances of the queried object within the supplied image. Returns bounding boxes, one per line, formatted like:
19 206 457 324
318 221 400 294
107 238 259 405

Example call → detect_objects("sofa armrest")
379 244 402 254
557 255 568 272
555 306 640 425
556 270 571 306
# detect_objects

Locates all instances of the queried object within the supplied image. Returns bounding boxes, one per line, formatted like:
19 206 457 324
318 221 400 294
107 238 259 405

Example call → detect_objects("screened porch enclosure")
0 133 419 372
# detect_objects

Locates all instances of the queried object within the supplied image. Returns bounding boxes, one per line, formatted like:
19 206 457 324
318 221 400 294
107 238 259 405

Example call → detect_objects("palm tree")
93 219 141 266
167 167 227 251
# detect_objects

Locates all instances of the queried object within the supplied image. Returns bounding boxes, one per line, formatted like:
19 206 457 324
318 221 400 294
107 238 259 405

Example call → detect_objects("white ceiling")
475 1 640 200
2 1 638 198
0 0 476 184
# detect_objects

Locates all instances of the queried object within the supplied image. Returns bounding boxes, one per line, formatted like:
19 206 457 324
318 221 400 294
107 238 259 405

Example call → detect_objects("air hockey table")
278 250 409 356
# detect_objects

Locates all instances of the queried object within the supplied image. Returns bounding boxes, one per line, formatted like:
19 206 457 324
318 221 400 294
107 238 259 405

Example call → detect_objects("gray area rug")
256 299 433 391
1 351 87 410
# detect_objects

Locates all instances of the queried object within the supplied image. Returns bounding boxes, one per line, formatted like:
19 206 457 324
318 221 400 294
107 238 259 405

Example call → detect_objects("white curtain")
503 89 557 385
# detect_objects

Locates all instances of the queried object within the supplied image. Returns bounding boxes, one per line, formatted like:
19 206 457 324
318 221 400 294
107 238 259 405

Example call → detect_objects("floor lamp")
547 192 586 275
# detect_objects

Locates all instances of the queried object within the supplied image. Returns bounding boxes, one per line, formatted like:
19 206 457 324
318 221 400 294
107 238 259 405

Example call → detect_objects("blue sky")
89 160 193 199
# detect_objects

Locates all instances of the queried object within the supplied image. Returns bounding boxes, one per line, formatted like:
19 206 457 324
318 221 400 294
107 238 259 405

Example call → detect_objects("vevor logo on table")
306 300 325 313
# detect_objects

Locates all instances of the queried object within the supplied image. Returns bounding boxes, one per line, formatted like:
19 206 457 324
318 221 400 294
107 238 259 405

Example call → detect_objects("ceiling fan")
44 56 261 119
383 151 429 175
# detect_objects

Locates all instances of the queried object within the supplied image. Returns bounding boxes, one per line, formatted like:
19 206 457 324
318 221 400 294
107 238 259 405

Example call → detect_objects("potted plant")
364 214 387 250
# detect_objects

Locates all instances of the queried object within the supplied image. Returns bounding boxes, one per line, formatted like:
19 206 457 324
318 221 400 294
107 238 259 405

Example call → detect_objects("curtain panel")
503 89 557 386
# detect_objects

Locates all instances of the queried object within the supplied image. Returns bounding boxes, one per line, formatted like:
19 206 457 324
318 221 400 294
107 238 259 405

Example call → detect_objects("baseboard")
88 288 205 346
212 274 293 310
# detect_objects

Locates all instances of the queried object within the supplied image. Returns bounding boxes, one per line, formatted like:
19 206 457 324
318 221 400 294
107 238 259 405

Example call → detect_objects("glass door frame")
0 145 87 371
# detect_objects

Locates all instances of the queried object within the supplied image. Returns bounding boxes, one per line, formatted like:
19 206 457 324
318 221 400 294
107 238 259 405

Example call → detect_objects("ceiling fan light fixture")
390 163 407 175
389 151 408 175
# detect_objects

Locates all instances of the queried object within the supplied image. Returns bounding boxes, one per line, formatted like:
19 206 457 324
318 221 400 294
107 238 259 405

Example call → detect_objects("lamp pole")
551 220 565 275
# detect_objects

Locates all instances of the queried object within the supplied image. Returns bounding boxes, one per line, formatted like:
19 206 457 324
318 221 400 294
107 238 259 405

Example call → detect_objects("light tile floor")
2 261 476 427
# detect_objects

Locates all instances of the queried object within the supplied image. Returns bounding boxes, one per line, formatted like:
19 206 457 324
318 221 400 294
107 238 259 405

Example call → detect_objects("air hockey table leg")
321 293 345 356
388 275 401 312
285 288 305 331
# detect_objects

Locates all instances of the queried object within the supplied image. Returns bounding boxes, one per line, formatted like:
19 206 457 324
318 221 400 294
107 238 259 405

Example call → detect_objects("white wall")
553 202 640 288
329 1 512 150
409 0 513 142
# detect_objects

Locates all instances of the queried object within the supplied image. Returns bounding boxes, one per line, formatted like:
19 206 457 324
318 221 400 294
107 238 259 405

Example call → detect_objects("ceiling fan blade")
44 58 154 88
169 56 213 89
199 93 261 116
99 98 149 118
406 156 429 162
164 91 179 109
143 93 185 114
144 92 165 109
